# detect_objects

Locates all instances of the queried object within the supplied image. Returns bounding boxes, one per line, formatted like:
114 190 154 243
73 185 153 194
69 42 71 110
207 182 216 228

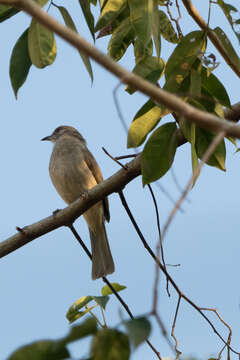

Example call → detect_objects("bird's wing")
84 150 110 222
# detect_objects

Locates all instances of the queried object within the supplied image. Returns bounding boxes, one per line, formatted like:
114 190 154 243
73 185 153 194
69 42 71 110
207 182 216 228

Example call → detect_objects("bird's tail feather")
89 223 115 280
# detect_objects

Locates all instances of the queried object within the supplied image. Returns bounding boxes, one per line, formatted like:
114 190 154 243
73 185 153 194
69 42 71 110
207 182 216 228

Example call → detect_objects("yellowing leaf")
28 19 56 68
128 100 167 148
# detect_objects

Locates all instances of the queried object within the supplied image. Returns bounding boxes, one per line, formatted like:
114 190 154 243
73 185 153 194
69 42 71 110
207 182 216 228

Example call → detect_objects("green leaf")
8 318 97 360
108 17 135 61
159 10 179 43
164 31 206 93
9 29 32 99
92 296 109 309
213 27 240 71
153 0 161 57
91 329 130 360
216 0 240 43
56 5 93 82
101 282 126 295
124 317 151 348
134 38 153 64
64 318 97 343
8 340 69 360
78 0 95 41
142 122 178 185
28 19 56 68
129 0 153 45
201 66 231 108
95 0 127 31
195 128 226 170
0 5 19 22
126 56 165 94
190 68 201 97
128 100 167 148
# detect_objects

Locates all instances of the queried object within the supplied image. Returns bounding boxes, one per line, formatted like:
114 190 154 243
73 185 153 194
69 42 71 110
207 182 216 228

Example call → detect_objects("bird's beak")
41 135 52 141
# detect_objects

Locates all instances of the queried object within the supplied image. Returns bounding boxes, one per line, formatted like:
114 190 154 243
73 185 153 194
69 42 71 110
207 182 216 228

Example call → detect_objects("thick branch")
0 155 141 257
2 0 240 138
182 0 240 78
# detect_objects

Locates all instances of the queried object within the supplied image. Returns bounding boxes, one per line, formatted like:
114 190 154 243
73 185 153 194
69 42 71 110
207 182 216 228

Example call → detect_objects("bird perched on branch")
42 126 115 279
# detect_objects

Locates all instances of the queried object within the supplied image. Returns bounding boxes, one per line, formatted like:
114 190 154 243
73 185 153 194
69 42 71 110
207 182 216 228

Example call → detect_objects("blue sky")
1 1 240 359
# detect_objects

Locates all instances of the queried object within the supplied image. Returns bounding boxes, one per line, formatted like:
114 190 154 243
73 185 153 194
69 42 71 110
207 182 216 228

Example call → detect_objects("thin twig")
115 154 138 160
102 147 128 170
147 184 170 296
162 131 226 240
171 295 182 357
200 307 232 360
118 189 240 355
68 224 162 359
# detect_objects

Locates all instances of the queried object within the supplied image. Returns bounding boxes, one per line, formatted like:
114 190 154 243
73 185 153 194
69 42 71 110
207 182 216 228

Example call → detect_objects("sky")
1 0 240 359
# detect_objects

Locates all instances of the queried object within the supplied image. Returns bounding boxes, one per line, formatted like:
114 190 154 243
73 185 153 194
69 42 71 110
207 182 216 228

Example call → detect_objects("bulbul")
42 126 115 279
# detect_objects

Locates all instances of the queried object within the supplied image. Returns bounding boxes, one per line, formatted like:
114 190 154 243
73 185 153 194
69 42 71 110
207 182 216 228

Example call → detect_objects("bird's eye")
54 126 65 134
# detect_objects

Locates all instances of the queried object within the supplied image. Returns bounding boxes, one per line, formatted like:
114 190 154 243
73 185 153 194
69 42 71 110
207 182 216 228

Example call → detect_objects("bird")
41 125 115 279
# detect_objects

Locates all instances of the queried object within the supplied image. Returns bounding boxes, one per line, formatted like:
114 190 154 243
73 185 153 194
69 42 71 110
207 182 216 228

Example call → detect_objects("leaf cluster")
2 0 240 185
7 283 151 360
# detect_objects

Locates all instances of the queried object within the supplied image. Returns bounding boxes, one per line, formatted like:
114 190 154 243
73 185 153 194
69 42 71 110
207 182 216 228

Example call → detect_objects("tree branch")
182 0 240 78
0 155 141 258
2 0 240 139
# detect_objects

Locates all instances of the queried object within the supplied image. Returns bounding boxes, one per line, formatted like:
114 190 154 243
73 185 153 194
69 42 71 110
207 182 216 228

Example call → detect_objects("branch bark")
0 155 141 258
182 0 240 78
1 0 240 138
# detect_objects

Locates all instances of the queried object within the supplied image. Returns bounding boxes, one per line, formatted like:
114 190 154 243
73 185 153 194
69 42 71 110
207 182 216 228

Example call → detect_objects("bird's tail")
89 222 115 280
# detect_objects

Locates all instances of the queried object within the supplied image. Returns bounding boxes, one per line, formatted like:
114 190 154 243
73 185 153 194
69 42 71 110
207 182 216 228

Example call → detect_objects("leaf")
101 282 126 295
126 56 165 94
67 305 97 323
56 5 93 82
8 341 69 360
28 19 56 68
124 317 151 348
9 29 32 99
216 0 240 43
142 122 178 185
95 0 127 31
213 27 240 72
66 295 93 323
64 318 97 343
195 128 226 171
8 318 97 360
92 296 109 309
134 38 153 64
108 17 135 61
91 329 130 360
164 31 206 93
78 0 95 41
152 0 161 57
190 68 201 97
159 10 179 43
201 66 231 108
129 0 153 45
128 100 167 148
0 5 19 22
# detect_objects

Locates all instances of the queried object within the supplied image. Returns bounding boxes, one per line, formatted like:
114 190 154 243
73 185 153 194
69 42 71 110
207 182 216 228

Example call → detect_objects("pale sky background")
1 1 240 359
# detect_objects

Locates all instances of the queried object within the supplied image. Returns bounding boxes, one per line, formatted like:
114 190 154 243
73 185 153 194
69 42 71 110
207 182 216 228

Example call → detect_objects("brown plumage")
42 126 114 279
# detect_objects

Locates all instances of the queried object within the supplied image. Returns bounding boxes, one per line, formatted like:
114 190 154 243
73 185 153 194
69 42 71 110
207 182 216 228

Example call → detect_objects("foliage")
7 283 152 360
4 0 238 187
